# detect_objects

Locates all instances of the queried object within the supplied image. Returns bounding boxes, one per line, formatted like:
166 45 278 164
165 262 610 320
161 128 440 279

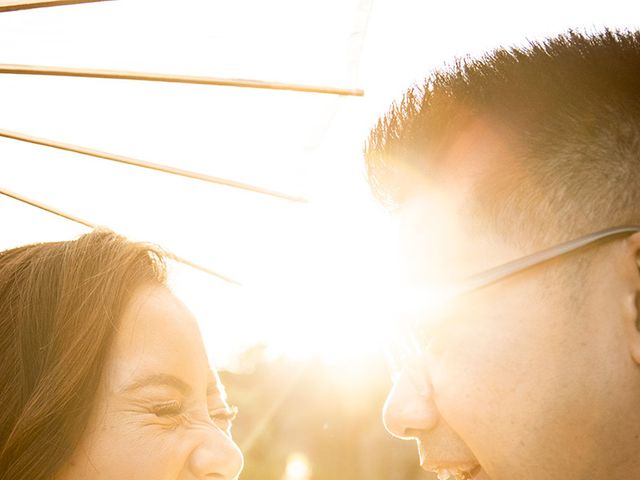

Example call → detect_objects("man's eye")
210 405 238 430
151 400 184 417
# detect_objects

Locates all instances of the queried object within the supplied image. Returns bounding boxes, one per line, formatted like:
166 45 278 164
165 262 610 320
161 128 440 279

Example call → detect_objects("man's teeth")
436 468 472 480
437 470 453 480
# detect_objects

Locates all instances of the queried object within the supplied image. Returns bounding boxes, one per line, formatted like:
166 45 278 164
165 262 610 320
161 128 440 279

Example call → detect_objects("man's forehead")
396 188 523 286
392 116 532 285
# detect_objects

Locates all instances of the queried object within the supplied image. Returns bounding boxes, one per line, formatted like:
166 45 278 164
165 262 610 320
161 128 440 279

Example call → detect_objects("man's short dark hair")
365 30 640 247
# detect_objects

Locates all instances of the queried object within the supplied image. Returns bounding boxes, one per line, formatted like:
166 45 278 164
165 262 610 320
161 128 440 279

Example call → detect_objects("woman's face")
57 284 244 480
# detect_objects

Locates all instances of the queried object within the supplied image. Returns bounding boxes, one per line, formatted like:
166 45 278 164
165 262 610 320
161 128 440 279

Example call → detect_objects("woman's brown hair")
0 230 167 480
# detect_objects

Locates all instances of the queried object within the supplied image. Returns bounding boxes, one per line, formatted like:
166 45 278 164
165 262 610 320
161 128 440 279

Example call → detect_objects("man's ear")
636 251 640 331
627 233 640 364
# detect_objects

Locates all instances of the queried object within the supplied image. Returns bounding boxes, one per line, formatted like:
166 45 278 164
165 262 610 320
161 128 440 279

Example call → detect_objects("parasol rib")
0 128 307 203
0 187 240 285
0 64 365 96
0 0 109 12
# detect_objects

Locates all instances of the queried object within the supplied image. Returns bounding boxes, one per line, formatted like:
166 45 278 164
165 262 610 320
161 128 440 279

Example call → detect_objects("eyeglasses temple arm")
456 225 640 295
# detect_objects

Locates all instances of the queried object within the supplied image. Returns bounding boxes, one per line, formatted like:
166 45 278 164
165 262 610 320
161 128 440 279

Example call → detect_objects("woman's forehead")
106 284 213 392
116 284 201 346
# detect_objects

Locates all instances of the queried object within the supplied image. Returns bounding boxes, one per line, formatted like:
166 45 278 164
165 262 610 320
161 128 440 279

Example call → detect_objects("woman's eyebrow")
120 373 192 395
206 371 228 403
207 380 227 399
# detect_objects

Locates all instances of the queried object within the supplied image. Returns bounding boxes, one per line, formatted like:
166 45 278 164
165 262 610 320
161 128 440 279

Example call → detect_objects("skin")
56 284 244 480
382 183 640 480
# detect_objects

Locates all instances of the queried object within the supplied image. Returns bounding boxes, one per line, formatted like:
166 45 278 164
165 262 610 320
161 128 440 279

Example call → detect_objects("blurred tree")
221 351 430 480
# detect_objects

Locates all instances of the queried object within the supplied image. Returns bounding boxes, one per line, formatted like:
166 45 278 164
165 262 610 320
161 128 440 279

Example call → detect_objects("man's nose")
382 361 439 439
189 426 244 479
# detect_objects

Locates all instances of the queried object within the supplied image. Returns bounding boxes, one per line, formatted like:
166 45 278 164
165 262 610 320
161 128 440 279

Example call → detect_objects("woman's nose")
382 360 439 439
189 427 244 479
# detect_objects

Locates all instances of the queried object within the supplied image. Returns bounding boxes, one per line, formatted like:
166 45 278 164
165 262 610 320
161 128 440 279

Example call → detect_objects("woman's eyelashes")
148 399 237 432
151 400 184 417
147 400 188 430
209 405 238 432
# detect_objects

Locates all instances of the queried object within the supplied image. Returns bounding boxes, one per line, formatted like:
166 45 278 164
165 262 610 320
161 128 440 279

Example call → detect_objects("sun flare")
170 188 405 368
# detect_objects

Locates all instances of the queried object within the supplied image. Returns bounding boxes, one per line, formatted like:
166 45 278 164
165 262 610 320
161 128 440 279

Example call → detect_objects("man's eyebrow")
121 373 192 395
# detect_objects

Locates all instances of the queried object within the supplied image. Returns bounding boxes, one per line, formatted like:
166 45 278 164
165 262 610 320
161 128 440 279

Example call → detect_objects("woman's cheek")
101 409 192 463
138 412 189 431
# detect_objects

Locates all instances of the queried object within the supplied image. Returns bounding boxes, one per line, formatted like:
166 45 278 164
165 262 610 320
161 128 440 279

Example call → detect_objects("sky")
1 0 638 367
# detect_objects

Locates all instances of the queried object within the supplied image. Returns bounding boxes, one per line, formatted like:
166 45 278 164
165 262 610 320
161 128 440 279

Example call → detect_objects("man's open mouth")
430 464 482 480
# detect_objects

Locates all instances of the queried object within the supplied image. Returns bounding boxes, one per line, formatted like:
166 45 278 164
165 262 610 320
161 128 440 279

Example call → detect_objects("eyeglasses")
386 224 640 376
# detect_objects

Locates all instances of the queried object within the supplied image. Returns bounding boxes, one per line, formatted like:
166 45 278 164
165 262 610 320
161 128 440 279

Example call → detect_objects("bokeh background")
221 348 423 480
1 1 638 479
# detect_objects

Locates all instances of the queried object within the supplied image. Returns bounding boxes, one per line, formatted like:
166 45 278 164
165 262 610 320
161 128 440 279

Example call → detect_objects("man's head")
366 30 640 480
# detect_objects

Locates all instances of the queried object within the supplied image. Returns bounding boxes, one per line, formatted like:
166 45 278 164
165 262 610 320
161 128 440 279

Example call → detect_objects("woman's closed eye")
151 400 184 417
148 399 237 432
209 405 238 432
145 400 188 430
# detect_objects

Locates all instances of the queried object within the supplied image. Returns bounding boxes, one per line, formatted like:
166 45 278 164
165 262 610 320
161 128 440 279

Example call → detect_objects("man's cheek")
427 323 540 425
